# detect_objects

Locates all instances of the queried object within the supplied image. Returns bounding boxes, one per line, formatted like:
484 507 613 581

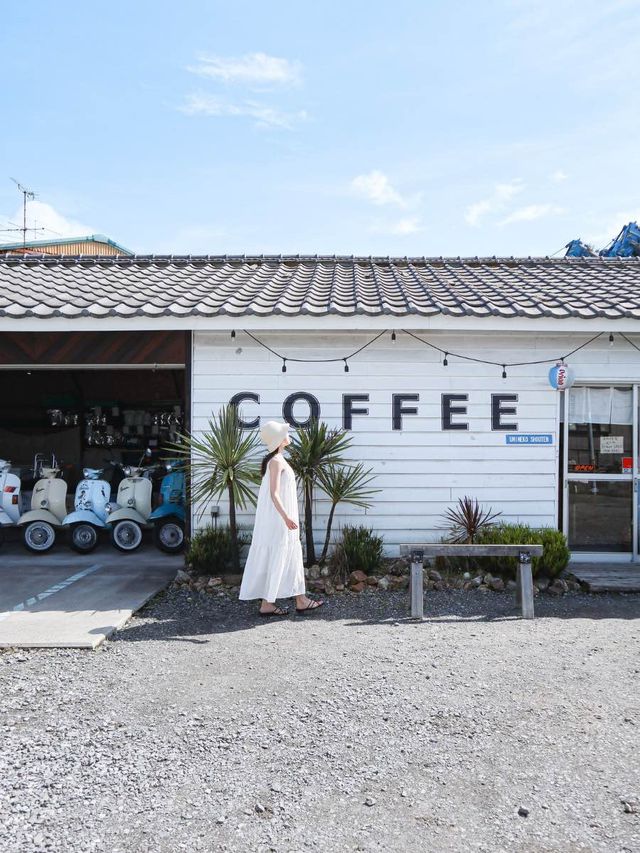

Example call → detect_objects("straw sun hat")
260 421 290 452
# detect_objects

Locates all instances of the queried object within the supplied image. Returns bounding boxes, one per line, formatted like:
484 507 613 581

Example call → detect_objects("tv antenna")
1 178 46 249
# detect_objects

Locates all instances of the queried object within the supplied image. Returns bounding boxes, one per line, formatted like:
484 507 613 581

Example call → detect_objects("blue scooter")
63 468 112 553
149 462 186 553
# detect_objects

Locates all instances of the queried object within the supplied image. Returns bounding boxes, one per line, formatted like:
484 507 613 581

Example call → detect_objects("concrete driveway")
0 543 180 649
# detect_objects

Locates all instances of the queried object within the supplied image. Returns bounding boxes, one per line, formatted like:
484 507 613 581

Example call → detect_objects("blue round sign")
548 362 574 391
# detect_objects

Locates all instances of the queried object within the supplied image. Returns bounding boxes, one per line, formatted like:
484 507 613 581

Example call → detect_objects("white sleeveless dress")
239 456 306 601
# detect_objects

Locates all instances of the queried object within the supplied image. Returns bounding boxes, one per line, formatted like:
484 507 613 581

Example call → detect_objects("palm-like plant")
167 404 262 572
287 420 353 566
316 463 379 564
441 496 502 544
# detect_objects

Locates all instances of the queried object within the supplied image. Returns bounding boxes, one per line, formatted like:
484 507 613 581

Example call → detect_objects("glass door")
563 385 636 559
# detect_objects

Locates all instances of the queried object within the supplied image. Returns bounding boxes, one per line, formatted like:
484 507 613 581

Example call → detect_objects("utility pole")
10 178 36 249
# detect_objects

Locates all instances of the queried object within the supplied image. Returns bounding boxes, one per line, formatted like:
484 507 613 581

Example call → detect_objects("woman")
239 421 325 617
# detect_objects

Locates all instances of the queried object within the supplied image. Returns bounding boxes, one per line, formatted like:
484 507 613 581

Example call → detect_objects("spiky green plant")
316 462 379 564
167 404 262 572
441 496 502 544
286 420 353 566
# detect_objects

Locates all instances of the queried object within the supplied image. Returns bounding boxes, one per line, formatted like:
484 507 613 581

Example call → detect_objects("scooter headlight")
127 497 135 507
123 466 132 477
82 468 90 478
40 498 49 509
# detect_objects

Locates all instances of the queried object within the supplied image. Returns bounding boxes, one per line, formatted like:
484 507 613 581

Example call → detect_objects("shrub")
186 525 250 576
476 523 569 579
537 527 570 578
329 525 384 582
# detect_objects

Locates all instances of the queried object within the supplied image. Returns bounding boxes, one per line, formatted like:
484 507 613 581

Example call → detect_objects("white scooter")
17 456 68 553
108 463 156 552
62 468 112 553
0 458 21 545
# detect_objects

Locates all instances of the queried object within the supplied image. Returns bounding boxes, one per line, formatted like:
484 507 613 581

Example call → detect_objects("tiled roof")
1 254 640 320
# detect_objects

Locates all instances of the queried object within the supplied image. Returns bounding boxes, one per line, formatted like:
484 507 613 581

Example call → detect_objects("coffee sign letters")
229 392 519 432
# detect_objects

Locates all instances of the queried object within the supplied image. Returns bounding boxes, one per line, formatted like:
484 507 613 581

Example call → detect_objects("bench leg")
517 552 534 619
410 551 424 620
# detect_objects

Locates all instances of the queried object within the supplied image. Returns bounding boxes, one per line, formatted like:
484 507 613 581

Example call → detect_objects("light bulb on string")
502 365 507 379
343 359 349 373
609 333 614 347
443 352 448 367
281 359 287 373
231 330 236 339
391 331 396 342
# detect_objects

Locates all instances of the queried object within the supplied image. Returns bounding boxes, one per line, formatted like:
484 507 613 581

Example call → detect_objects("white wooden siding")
191 330 640 555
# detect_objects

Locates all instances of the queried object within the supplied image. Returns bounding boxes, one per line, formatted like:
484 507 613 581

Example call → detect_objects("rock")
222 573 243 586
364 797 376 807
428 569 443 582
207 577 223 588
175 569 191 584
463 571 471 580
366 576 378 586
621 798 638 814
471 576 483 587
548 582 564 596
255 802 266 814
309 579 325 591
350 582 366 593
483 573 494 585
308 565 321 580
518 806 529 818
506 580 517 591
490 578 505 592
319 566 330 577
424 579 435 590
335 583 345 592
378 576 390 590
536 576 550 592
324 581 336 595
433 581 447 591
388 559 408 576
349 570 368 584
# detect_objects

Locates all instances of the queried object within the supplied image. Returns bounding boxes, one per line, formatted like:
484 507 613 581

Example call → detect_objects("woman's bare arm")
268 458 298 530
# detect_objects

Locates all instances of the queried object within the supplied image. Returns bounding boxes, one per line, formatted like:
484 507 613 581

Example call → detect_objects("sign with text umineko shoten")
505 434 554 445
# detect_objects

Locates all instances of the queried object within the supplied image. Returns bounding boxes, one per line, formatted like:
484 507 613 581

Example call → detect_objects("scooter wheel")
23 521 56 553
70 523 99 553
111 520 143 552
154 521 185 554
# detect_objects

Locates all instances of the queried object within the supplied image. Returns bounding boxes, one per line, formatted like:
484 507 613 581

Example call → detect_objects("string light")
237 328 619 377
609 333 614 347
231 330 236 339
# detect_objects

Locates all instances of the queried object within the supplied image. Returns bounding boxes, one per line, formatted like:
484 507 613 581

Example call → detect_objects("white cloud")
500 203 565 225
551 169 568 182
351 170 408 207
388 217 424 235
181 94 307 129
0 200 94 242
187 52 301 87
464 179 524 226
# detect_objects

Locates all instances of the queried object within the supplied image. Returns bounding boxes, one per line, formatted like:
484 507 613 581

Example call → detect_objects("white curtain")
569 386 633 425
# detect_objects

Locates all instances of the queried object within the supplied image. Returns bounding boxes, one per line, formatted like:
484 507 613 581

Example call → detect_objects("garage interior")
0 331 188 506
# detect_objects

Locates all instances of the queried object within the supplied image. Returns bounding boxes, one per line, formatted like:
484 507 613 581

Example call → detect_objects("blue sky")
1 0 639 257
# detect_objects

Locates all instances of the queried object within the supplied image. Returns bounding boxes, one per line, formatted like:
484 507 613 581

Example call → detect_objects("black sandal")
258 606 289 618
296 599 325 614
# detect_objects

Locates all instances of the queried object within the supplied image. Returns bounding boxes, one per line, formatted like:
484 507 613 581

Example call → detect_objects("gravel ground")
1 587 639 853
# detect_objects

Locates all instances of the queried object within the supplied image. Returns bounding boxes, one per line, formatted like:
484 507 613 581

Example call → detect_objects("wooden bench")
399 543 544 620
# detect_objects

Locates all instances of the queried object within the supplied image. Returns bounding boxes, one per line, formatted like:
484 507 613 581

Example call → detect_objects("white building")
1 254 640 563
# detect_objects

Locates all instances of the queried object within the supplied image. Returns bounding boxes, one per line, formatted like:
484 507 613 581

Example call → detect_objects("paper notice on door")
600 435 624 454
